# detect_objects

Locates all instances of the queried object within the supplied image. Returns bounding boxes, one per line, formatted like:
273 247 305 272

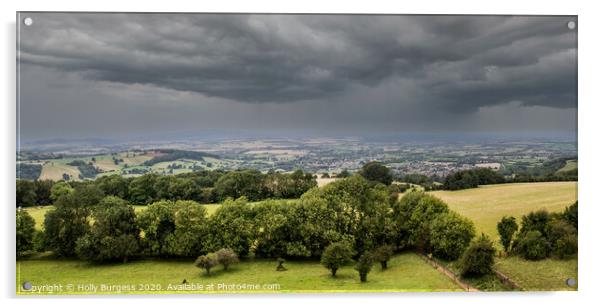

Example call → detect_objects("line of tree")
17 176 475 268
442 168 506 190
15 168 317 207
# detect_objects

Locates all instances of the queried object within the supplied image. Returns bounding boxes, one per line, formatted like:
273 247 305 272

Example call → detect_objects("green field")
495 256 578 291
430 182 578 291
430 182 577 246
557 160 578 173
17 253 462 294
21 182 578 292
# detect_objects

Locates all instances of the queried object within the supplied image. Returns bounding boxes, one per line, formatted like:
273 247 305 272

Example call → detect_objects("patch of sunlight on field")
94 157 121 172
120 152 154 165
430 182 577 246
16 252 461 295
556 160 577 173
495 256 578 291
39 163 80 181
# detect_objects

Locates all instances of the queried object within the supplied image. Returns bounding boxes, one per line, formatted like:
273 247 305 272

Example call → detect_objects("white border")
2 0 602 306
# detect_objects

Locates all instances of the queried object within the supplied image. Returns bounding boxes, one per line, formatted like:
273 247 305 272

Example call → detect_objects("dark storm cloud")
19 13 577 112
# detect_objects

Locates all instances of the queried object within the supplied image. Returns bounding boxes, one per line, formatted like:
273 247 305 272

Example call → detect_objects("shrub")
355 252 374 282
373 245 394 270
321 242 355 277
547 219 577 259
216 248 239 270
430 212 475 260
459 234 496 277
195 253 219 275
497 216 518 252
553 234 578 259
562 202 578 230
514 230 550 260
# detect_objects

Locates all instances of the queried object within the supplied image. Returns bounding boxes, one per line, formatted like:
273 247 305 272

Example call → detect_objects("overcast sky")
18 13 577 142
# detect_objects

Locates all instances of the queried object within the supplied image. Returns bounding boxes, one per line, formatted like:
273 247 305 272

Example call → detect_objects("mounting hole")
566 278 576 287
23 17 33 26
22 281 32 290
567 21 576 30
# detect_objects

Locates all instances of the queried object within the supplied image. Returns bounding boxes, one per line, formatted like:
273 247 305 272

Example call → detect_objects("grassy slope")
430 182 578 291
495 256 578 291
39 163 80 181
556 160 578 173
17 253 461 294
430 182 577 245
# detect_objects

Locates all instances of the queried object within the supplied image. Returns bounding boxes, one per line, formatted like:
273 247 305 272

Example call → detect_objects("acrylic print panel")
16 12 578 295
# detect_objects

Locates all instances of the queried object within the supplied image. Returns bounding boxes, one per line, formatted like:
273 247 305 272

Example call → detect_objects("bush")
195 253 219 275
355 252 374 282
553 234 578 259
497 216 518 252
562 202 578 229
321 242 355 277
216 248 239 270
547 219 577 259
430 212 475 260
459 234 496 277
373 245 394 270
514 230 550 260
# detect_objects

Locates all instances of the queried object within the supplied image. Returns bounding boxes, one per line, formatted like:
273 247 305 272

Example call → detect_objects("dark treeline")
16 169 317 207
442 161 577 191
17 163 43 181
17 175 477 267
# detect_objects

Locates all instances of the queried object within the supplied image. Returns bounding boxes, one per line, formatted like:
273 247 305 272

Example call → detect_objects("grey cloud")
19 13 577 110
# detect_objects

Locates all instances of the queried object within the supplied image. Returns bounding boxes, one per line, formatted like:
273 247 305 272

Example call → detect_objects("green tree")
128 173 158 205
547 219 577 259
514 230 550 260
164 200 208 257
34 179 55 205
214 170 266 201
407 194 449 252
195 253 219 275
75 196 140 263
430 211 475 261
137 200 176 256
43 193 91 257
205 197 255 257
16 209 36 256
17 180 37 207
95 175 129 199
72 184 105 207
373 245 394 270
562 202 578 229
355 252 374 282
50 181 74 201
321 242 355 277
359 161 393 185
497 216 518 252
337 169 351 178
216 248 239 270
459 234 496 277
252 200 296 258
